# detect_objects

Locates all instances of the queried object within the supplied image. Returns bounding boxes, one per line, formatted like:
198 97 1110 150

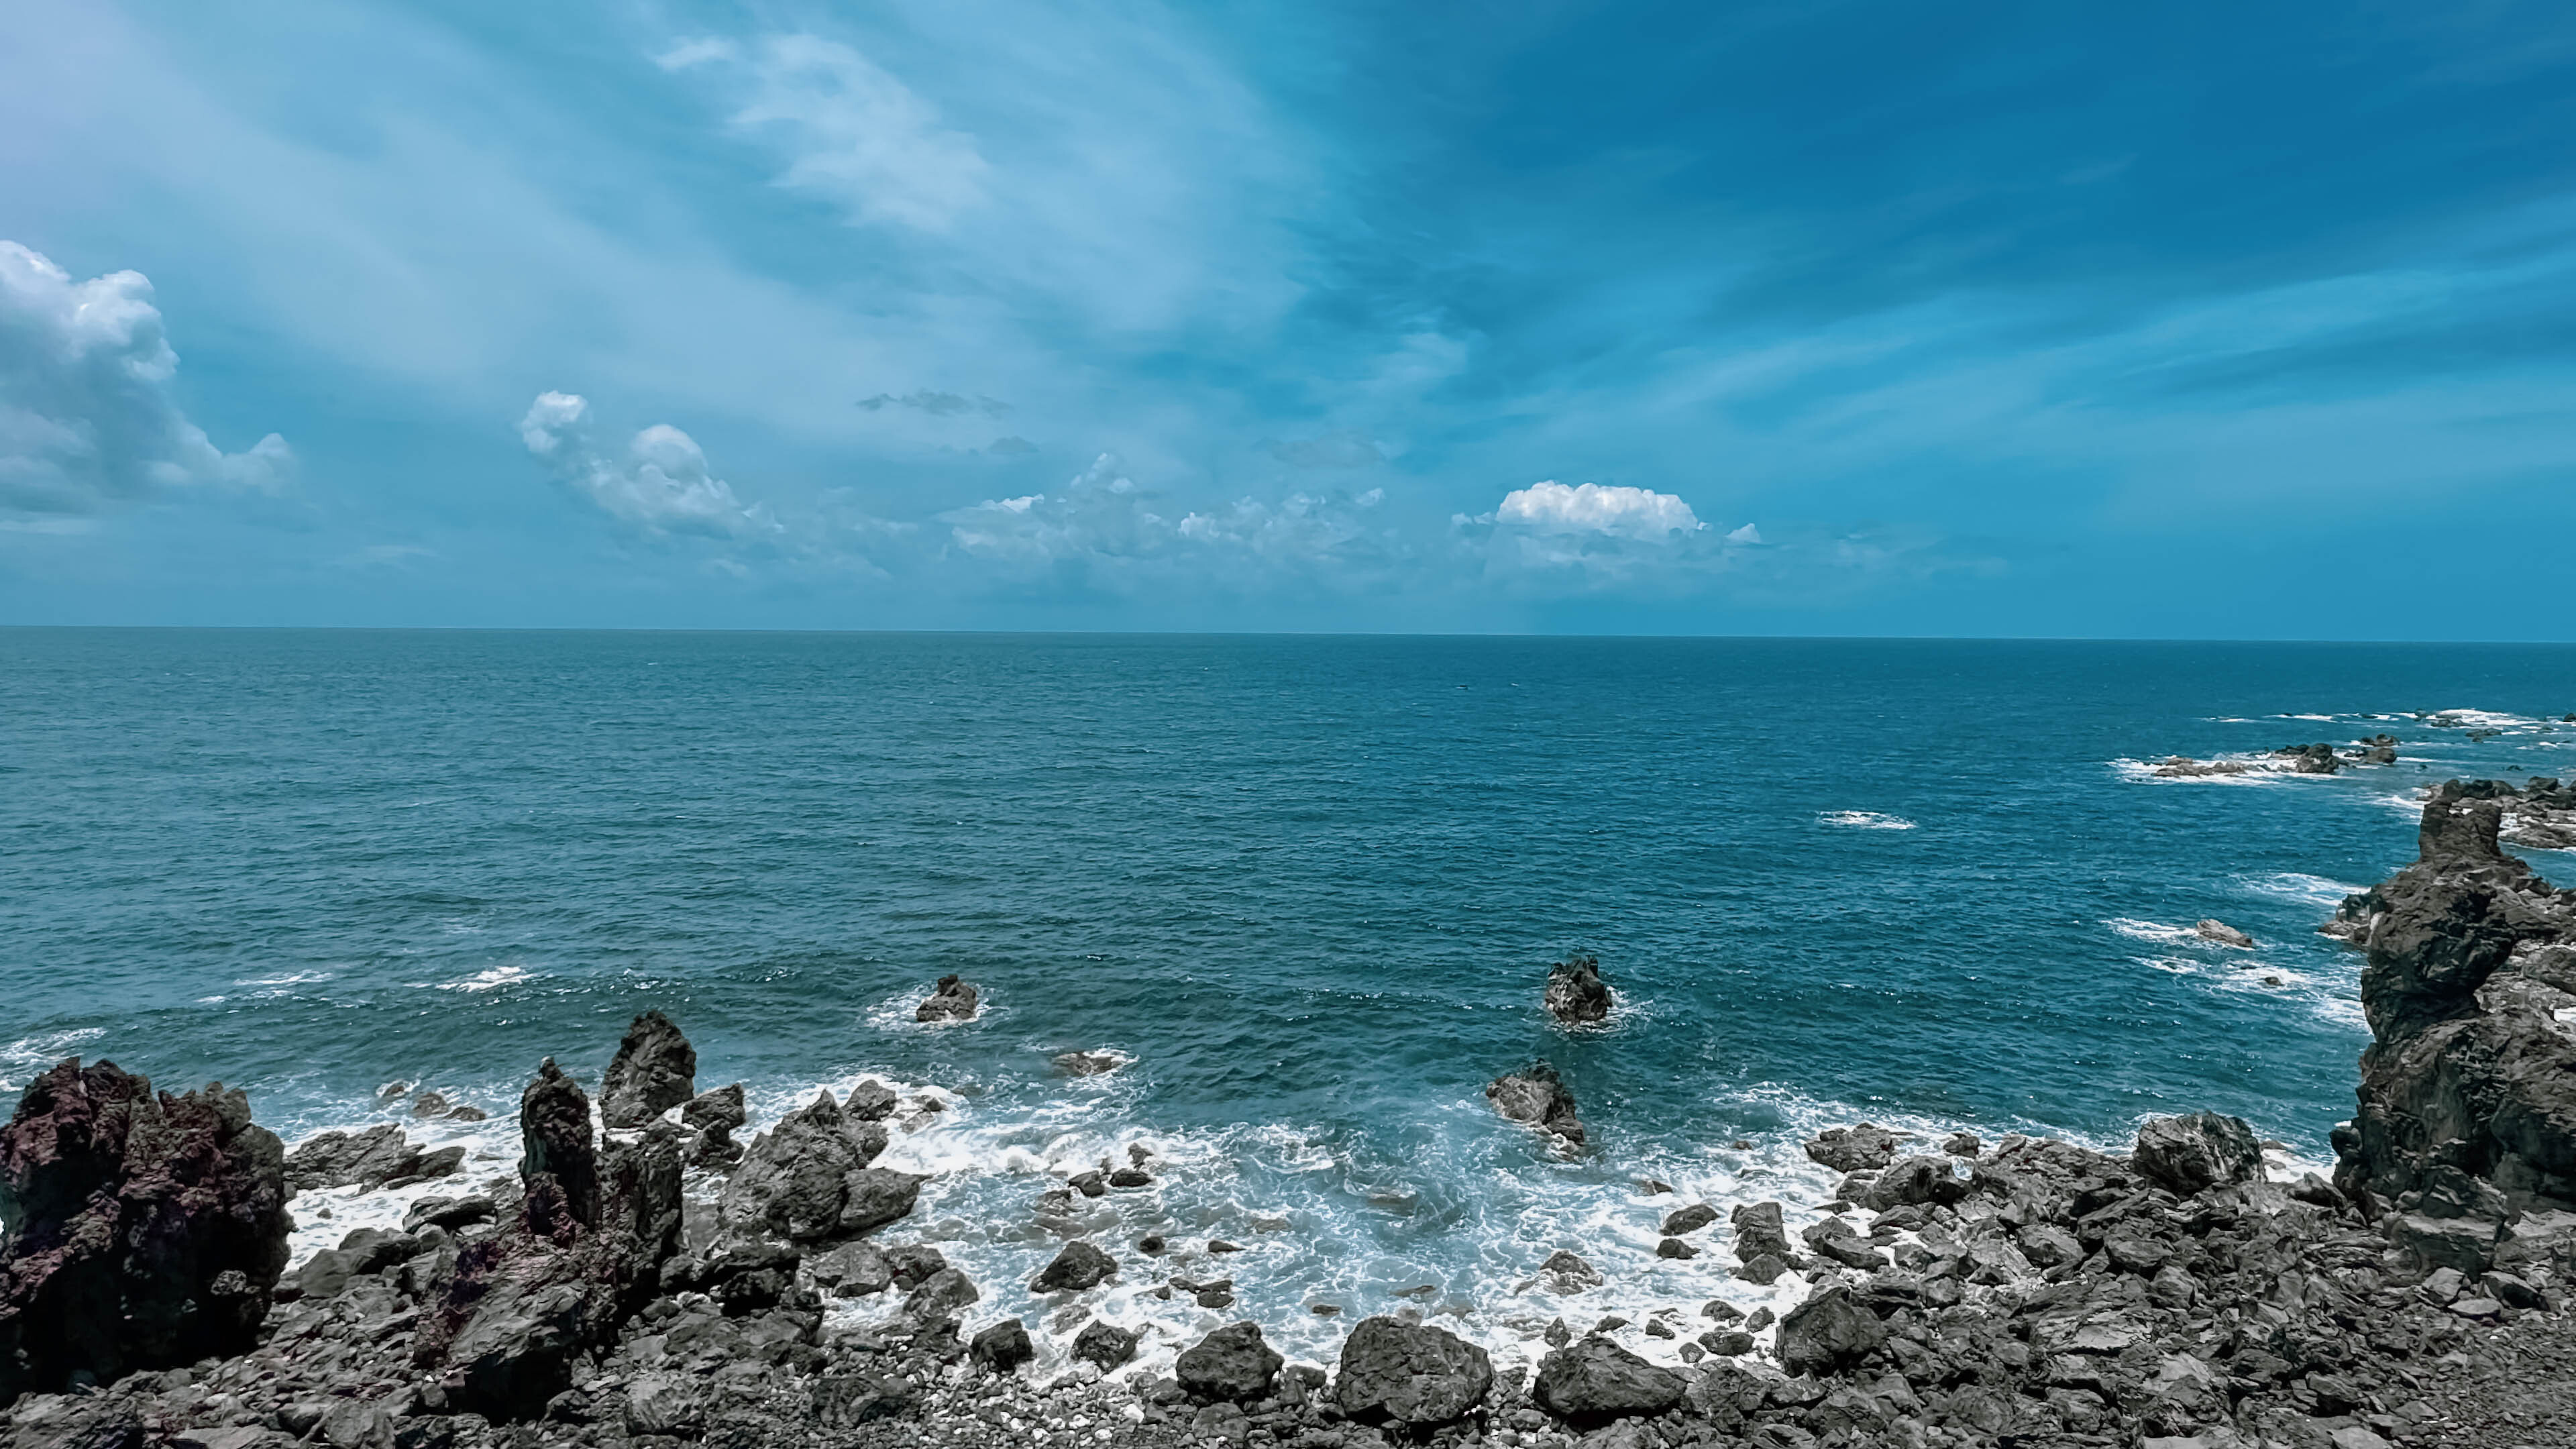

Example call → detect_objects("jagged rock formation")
717 1089 920 1244
916 975 979 1022
680 1081 745 1166
1543 951 1613 1025
0 1061 290 1406
1486 1060 1585 1146
598 1011 697 1129
282 1122 465 1193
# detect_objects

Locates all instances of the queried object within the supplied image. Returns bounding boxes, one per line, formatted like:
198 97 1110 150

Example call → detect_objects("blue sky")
3 1 2572 636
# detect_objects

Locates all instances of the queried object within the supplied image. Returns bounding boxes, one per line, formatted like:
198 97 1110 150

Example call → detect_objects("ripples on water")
5 631 2574 1372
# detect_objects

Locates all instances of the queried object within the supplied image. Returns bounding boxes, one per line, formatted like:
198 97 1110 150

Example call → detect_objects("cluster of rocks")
12 790 2576 1447
2152 737 2401 780
1544 955 1614 1027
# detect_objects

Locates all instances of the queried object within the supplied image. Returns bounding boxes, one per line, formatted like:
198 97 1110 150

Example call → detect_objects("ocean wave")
2418 708 2537 731
864 985 1000 1033
2234 872 2364 909
2103 918 2210 948
1816 810 1917 830
235 969 337 987
435 964 532 993
2131 955 2363 1031
0 1026 107 1091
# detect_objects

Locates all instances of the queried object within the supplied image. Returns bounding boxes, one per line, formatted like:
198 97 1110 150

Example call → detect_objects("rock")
1485 1061 1585 1146
1731 1200 1795 1261
915 974 979 1022
1053 1051 1126 1077
0 1059 290 1405
2384 1212 2502 1273
1107 1167 1151 1188
1543 952 1613 1025
1661 1202 1719 1235
2275 742 2343 774
1733 1252 1792 1284
1069 1171 1107 1197
404 1195 497 1234
283 1124 460 1193
902 1267 978 1322
1177 1322 1282 1403
1803 1124 1907 1173
2132 1112 2263 1196
1071 1320 1140 1370
1538 1250 1601 1290
885 1244 948 1289
1776 1285 1886 1377
1656 1238 1697 1258
1332 1316 1494 1429
1943 1131 1982 1157
1862 1155 1971 1210
836 1167 926 1236
969 1318 1034 1373
808 1240 894 1297
718 1091 895 1242
2194 919 2256 949
1030 1240 1117 1293
1530 1336 1684 1425
599 1011 696 1129
519 1059 600 1228
843 1079 898 1121
623 1374 702 1437
2332 780 2576 1212
682 1082 745 1137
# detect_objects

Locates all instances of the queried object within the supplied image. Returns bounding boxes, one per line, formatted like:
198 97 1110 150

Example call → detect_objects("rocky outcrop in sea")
9 780 2576 1448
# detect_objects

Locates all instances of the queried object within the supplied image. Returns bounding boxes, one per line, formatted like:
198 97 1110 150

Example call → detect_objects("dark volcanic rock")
1662 1201 1719 1236
1803 1122 1907 1173
599 1010 697 1130
0 1060 290 1405
1332 1316 1494 1428
1071 1320 1140 1370
1485 1061 1585 1146
1030 1240 1116 1293
2275 742 2342 773
718 1091 902 1242
1543 951 1613 1025
519 1059 600 1228
1531 1335 1683 1424
680 1082 746 1166
282 1124 463 1193
1176 1322 1281 1403
915 974 979 1022
969 1318 1033 1373
2332 780 2576 1215
1776 1284 1886 1377
2133 1111 2264 1195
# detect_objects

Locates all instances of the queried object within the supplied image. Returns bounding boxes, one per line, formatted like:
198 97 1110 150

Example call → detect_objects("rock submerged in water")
1052 1050 1126 1077
1542 951 1613 1025
0 1060 291 1404
2194 918 2256 949
1485 1060 1585 1146
1331 1316 1493 1429
915 973 979 1023
599 1009 698 1129
1029 1240 1117 1293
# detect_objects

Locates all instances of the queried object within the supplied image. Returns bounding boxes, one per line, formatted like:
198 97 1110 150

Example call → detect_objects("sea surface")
5 629 2575 1373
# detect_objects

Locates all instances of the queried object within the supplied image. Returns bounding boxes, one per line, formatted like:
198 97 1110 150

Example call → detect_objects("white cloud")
661 36 991 234
519 392 776 539
1726 523 1762 544
1494 480 1704 539
0 239 288 515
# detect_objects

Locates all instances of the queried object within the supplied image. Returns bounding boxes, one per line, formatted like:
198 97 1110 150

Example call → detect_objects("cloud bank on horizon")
1 1 2573 635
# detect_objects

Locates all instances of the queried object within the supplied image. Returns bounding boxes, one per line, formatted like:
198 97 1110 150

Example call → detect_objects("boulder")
1538 1250 1602 1290
843 1079 898 1122
718 1091 896 1242
808 1240 894 1297
902 1267 979 1322
1661 1202 1719 1236
1332 1316 1495 1429
1176 1322 1282 1403
1803 1124 1907 1173
1072 1320 1140 1370
2194 920 2255 949
599 1011 697 1130
969 1318 1034 1373
2132 1113 2264 1196
916 975 979 1022
1776 1285 1886 1377
836 1168 927 1236
1862 1155 1972 1210
1731 1201 1795 1263
1531 1336 1684 1425
0 1060 290 1405
1030 1240 1117 1293
1485 1061 1585 1146
1543 952 1613 1025
283 1124 462 1193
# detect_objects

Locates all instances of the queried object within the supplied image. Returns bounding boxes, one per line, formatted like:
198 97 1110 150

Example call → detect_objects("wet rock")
718 1091 897 1242
1071 1320 1140 1370
1177 1322 1282 1403
808 1240 893 1297
1803 1123 1907 1173
837 1167 927 1236
969 1318 1034 1373
1538 1250 1602 1291
1030 1240 1117 1293
884 1243 948 1289
1731 1200 1796 1261
1531 1336 1684 1425
1486 1061 1585 1146
283 1124 461 1193
599 1011 697 1130
1656 1237 1697 1259
1107 1167 1151 1189
902 1267 979 1322
1332 1316 1495 1429
1662 1202 1719 1235
680 1083 745 1166
915 974 979 1022
2275 742 2343 774
1052 1051 1125 1077
1943 1131 1982 1157
0 1059 289 1405
2133 1112 2263 1196
404 1195 497 1234
2195 919 2256 949
1544 951 1613 1025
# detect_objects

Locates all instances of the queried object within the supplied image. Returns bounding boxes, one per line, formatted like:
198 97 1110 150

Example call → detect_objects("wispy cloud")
520 392 776 539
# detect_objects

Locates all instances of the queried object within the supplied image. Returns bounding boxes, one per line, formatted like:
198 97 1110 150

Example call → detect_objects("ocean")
5 629 2573 1374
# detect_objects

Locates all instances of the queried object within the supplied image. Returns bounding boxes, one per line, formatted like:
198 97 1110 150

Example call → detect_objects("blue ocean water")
4 629 2573 1368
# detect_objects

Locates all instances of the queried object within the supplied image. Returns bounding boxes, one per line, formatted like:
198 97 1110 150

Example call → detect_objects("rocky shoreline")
7 784 2576 1449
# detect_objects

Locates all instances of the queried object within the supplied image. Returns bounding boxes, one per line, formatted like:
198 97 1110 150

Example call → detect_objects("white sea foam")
0 1027 107 1091
2420 708 2535 731
235 970 336 987
437 964 532 993
2109 757 2294 788
2103 918 2208 948
2131 955 2363 1030
2235 872 2364 909
863 984 1001 1033
1817 810 1916 830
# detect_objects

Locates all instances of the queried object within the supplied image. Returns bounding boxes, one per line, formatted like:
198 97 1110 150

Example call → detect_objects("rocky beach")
7 777 2576 1449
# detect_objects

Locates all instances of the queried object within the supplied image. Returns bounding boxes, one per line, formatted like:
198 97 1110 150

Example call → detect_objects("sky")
2 1 2573 637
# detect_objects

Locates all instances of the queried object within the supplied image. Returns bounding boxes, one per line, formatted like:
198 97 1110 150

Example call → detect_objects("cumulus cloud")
0 240 289 516
1493 480 1704 539
519 392 776 538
